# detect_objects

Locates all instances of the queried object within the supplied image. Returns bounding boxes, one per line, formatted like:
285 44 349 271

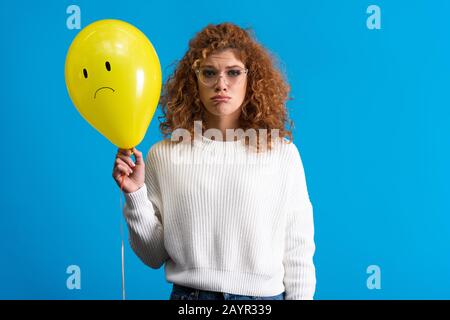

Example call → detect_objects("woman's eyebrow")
201 64 243 69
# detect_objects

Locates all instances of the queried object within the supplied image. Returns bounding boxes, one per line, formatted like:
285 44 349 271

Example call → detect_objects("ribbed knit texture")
123 135 316 299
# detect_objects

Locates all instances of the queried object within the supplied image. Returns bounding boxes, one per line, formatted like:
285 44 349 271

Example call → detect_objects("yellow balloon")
65 19 162 149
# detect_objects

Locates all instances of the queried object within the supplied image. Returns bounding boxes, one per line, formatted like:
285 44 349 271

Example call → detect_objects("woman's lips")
211 96 231 103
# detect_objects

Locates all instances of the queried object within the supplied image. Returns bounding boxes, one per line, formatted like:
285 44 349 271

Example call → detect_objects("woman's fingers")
113 168 125 181
116 152 136 168
114 158 133 175
119 163 133 175
112 166 126 181
132 147 143 165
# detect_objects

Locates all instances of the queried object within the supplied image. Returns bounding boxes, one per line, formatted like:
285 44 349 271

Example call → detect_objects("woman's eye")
83 68 88 78
202 69 216 78
228 69 241 77
105 61 111 71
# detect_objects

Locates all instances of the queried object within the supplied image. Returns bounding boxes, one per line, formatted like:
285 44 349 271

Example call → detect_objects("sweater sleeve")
122 148 169 269
283 144 317 300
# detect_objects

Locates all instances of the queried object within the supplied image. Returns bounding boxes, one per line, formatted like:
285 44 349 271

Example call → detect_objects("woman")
112 22 316 300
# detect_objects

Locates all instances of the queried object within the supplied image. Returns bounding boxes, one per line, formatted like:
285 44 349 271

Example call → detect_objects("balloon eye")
83 68 88 79
105 61 111 71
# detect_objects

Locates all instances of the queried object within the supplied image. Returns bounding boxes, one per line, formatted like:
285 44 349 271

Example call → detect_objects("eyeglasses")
195 66 248 87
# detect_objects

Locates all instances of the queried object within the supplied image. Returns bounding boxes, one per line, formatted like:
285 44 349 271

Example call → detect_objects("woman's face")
197 49 247 119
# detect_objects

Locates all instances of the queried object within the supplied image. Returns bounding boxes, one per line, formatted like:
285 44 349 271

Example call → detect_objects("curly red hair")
159 22 294 151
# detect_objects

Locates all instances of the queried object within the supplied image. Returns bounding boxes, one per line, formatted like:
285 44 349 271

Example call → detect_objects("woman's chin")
206 104 241 116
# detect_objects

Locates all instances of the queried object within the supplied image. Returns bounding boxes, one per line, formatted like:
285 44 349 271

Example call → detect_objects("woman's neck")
204 109 241 141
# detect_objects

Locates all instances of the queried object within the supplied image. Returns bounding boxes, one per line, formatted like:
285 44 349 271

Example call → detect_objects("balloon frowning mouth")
94 86 115 99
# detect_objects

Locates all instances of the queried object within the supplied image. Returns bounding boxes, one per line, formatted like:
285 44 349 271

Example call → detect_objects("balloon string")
119 173 126 300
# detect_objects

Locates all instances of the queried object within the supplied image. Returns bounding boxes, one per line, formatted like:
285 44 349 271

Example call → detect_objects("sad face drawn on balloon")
81 61 115 99
65 19 162 149
78 61 116 99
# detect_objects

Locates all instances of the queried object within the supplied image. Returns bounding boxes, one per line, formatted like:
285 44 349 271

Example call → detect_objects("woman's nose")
214 76 228 91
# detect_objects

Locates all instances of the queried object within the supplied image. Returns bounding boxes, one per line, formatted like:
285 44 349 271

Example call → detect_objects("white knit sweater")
123 135 316 299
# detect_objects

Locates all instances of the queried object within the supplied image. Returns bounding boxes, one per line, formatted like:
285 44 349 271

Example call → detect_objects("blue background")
1 0 449 299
